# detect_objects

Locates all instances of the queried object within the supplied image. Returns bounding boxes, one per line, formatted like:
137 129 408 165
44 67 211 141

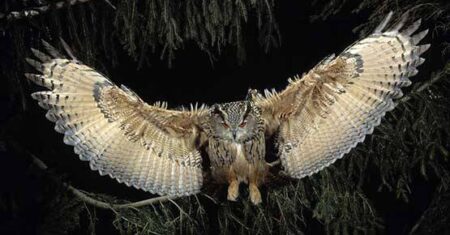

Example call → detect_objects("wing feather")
26 43 208 196
256 12 430 179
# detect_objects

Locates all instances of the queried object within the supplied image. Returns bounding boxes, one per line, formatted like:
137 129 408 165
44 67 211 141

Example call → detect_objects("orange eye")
222 122 229 128
239 121 247 128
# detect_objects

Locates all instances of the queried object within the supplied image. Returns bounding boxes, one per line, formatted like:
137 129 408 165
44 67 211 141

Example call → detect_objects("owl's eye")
222 122 229 128
239 121 247 128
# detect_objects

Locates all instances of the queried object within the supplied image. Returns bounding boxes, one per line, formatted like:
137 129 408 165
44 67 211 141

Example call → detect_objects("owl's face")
209 101 262 143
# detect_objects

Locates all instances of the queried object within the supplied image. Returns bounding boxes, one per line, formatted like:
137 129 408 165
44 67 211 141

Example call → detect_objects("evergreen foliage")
0 0 449 234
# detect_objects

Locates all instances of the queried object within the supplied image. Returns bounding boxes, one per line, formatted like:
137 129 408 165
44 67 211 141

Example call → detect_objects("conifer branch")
68 185 174 209
398 64 449 103
0 0 103 22
7 139 175 210
30 152 174 209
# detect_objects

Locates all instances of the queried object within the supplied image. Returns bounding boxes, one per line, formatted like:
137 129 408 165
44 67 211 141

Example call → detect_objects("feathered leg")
248 163 265 205
227 168 239 201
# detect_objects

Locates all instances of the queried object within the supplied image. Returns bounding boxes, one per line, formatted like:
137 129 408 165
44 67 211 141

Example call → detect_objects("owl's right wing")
255 12 430 179
26 42 209 196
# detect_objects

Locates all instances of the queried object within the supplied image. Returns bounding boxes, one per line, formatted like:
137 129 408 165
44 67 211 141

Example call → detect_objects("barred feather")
26 43 209 196
257 12 430 179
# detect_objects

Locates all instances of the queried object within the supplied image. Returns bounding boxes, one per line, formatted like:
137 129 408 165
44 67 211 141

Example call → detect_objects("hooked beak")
231 129 237 140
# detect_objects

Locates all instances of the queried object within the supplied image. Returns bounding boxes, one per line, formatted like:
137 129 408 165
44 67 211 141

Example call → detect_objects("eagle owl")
26 13 429 204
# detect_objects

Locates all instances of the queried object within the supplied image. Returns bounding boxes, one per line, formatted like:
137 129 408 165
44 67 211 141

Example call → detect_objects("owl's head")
209 101 263 142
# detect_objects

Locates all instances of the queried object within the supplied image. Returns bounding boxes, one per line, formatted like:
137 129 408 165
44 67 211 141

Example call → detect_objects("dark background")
0 0 448 234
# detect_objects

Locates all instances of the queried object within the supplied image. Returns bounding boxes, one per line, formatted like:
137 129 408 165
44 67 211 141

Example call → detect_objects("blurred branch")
398 64 449 104
7 138 174 210
408 186 450 235
31 153 174 209
68 185 174 210
0 0 114 22
409 211 427 235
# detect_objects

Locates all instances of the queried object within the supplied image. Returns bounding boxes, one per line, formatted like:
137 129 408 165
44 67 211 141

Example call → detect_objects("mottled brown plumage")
203 101 267 203
26 12 429 204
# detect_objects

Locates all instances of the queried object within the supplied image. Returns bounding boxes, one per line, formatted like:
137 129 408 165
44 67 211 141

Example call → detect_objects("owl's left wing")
255 12 430 179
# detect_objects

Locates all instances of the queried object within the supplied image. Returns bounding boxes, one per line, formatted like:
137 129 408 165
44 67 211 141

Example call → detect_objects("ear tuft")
211 104 222 115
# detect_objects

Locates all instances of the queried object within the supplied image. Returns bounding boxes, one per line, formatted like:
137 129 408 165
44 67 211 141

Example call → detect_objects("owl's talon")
227 181 239 201
249 184 262 205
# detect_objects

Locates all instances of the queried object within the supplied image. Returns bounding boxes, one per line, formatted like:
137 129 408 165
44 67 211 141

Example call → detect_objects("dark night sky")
0 1 444 234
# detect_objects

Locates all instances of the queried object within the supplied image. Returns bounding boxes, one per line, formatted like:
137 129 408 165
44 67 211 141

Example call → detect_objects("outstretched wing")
255 12 430 179
26 42 209 196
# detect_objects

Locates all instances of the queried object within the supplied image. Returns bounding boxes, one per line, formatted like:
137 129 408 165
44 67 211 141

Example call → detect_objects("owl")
25 12 429 204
